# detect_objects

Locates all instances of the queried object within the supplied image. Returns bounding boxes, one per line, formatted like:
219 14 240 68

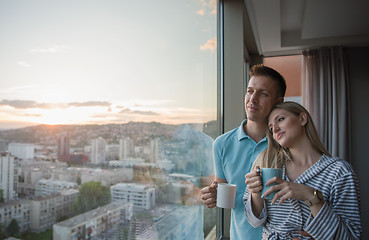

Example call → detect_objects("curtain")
302 47 351 161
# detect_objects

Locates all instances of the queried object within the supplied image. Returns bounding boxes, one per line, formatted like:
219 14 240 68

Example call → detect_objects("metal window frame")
216 0 250 239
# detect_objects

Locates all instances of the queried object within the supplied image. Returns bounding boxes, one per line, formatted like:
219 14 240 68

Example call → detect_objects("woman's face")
268 108 305 148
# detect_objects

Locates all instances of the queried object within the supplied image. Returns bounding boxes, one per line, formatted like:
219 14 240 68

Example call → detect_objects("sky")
0 0 217 129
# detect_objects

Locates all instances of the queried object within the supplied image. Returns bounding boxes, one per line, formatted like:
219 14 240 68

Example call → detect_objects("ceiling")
244 0 369 56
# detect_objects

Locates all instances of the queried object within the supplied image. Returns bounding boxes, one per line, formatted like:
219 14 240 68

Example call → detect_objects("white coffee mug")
216 183 236 209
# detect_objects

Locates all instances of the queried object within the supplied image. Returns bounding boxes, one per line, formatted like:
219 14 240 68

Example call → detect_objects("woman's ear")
299 113 308 126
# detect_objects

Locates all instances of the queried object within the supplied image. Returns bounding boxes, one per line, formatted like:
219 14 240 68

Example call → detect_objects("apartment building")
51 167 79 183
0 140 6 152
57 133 70 162
29 189 78 233
110 183 156 210
0 200 31 233
19 160 67 185
105 144 119 161
53 202 133 240
109 159 174 172
90 137 107 165
81 168 133 186
0 153 18 202
35 179 77 197
119 137 133 161
8 143 34 160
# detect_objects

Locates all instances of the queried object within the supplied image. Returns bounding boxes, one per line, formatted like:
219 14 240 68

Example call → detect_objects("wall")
346 46 369 239
264 55 302 97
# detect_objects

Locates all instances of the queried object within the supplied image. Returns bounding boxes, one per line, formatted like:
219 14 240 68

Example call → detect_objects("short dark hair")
249 64 286 98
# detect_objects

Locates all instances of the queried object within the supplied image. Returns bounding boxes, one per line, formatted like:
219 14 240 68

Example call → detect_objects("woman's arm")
304 173 362 239
245 167 264 215
243 190 267 228
243 166 267 227
265 172 361 239
264 178 325 216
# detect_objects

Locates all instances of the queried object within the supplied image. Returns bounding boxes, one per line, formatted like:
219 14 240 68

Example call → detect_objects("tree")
0 189 4 203
6 219 19 237
76 176 81 185
18 175 25 183
57 215 69 222
0 223 6 239
72 181 111 214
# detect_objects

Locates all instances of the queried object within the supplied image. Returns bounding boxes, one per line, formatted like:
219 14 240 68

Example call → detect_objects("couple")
201 65 362 239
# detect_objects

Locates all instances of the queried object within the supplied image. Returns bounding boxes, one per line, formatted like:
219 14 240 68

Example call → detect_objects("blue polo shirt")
213 120 267 239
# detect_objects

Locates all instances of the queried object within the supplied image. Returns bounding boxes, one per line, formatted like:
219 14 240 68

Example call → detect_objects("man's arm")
200 174 215 188
201 176 227 208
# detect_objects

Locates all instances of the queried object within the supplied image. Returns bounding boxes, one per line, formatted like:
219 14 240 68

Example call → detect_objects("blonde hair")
252 101 330 169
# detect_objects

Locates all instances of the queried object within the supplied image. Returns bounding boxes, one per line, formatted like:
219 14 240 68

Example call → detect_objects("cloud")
196 0 216 15
68 101 111 107
199 0 207 7
0 100 60 109
119 108 159 116
90 107 160 124
90 114 110 119
196 9 205 16
24 113 42 117
132 110 159 116
30 44 70 53
200 37 217 53
116 99 172 109
17 61 31 68
209 0 217 14
0 99 112 109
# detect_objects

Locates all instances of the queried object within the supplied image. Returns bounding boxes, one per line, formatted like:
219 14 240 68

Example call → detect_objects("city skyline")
0 0 217 129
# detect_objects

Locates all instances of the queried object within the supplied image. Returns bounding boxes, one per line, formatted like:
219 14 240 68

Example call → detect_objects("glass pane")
0 1 217 239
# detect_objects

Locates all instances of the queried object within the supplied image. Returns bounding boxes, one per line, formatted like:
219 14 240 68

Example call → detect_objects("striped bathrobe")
243 154 362 240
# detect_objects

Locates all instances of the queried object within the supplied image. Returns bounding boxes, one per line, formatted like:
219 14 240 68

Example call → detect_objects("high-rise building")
91 137 107 164
150 138 160 162
0 139 6 153
0 153 18 202
8 143 34 160
106 144 119 161
58 133 70 162
119 137 132 161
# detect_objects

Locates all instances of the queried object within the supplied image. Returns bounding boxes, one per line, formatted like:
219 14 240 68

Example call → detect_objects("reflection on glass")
0 0 217 239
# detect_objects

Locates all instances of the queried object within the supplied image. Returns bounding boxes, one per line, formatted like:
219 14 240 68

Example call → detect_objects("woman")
243 102 361 239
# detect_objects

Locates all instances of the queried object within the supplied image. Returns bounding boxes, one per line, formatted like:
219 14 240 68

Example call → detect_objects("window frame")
216 0 260 239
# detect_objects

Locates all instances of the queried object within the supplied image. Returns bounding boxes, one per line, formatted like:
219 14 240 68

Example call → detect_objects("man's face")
244 75 282 123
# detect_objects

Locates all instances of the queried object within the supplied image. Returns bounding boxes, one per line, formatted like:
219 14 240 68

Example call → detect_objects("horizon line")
0 119 217 131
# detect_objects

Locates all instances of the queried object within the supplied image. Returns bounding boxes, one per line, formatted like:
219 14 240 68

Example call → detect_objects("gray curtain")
302 46 351 161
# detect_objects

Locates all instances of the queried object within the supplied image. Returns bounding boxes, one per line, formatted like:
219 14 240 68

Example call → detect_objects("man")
201 64 286 239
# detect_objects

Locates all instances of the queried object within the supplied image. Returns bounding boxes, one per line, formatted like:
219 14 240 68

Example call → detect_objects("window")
0 0 217 239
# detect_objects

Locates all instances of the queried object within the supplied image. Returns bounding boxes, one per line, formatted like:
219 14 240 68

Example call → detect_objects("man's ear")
277 97 284 103
299 113 308 126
